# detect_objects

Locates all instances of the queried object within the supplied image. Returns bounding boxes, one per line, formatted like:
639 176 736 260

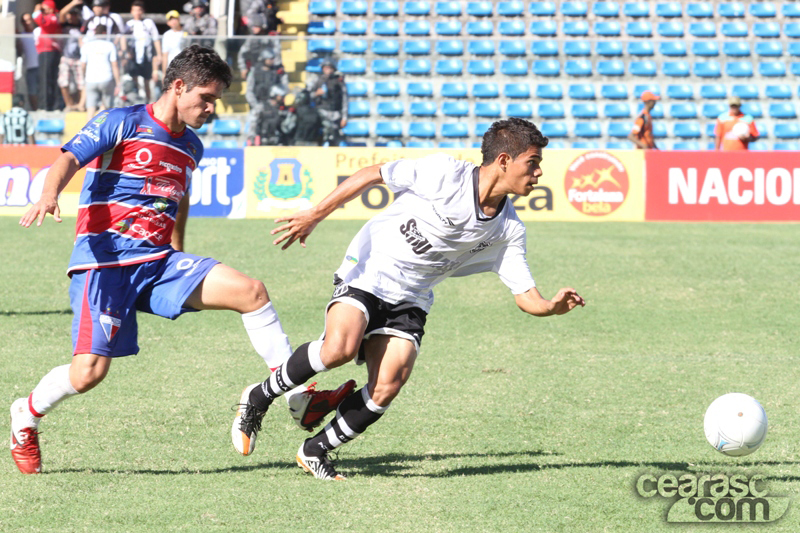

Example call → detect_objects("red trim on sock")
28 394 44 418
270 367 278 372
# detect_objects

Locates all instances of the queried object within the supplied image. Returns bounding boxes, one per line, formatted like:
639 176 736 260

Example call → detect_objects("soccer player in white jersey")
234 118 586 480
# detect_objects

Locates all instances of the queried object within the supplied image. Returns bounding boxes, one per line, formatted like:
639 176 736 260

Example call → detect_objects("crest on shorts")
99 313 122 342
254 158 314 213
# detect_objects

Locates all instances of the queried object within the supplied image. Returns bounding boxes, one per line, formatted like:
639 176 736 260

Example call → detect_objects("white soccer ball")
732 121 750 140
704 393 768 457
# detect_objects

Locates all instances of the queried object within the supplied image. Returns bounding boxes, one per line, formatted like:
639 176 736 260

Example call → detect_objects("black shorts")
127 61 152 79
326 280 427 361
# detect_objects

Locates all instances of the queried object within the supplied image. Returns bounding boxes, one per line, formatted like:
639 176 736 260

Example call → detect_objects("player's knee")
370 380 404 406
69 363 108 393
242 279 269 312
320 336 360 368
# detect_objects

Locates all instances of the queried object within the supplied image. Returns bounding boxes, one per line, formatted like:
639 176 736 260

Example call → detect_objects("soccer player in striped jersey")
237 118 586 480
0 95 35 145
11 45 352 475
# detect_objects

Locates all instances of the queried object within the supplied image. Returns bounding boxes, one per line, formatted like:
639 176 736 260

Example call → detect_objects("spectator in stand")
306 58 348 146
0 95 36 145
245 49 288 142
80 24 120 118
183 0 217 50
290 89 322 146
16 13 39 111
83 0 127 71
126 0 161 102
715 96 759 151
245 0 282 34
32 0 62 111
161 10 186 79
628 91 660 150
238 13 280 79
58 0 86 111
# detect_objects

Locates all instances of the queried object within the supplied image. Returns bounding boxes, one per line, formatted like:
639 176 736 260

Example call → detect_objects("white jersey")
334 154 536 313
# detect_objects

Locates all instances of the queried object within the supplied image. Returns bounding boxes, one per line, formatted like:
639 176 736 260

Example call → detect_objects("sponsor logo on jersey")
79 128 101 142
565 151 630 216
153 198 169 212
399 218 432 255
136 126 154 135
93 113 108 125
99 313 122 342
141 175 184 202
431 204 455 226
469 241 492 254
158 161 182 173
332 282 349 299
254 158 314 212
187 143 197 156
345 255 358 264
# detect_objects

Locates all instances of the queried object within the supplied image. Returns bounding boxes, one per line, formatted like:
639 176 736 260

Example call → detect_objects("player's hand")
549 288 585 315
270 209 319 250
19 195 62 227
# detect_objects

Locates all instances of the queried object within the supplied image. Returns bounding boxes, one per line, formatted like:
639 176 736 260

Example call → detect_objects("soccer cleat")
287 379 356 432
231 384 267 456
296 443 346 481
10 398 41 474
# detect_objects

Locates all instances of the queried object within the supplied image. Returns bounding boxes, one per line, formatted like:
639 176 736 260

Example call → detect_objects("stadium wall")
1 146 798 222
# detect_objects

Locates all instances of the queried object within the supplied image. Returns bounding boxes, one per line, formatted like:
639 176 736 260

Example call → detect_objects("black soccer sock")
249 341 327 410
303 386 388 456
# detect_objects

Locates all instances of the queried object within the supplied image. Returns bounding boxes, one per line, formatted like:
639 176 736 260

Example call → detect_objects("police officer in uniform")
245 48 288 142
306 58 348 146
183 0 217 49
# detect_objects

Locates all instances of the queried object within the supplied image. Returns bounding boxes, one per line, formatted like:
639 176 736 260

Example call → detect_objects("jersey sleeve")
631 116 643 134
62 109 133 167
493 224 536 295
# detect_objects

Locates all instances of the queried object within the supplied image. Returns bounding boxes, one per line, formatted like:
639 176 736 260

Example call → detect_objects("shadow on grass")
0 309 73 317
46 462 294 475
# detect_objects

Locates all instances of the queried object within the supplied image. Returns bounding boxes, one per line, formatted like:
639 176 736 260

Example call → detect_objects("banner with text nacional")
244 147 645 222
645 151 800 221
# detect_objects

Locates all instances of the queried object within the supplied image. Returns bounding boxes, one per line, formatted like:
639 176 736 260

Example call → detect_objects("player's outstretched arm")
271 163 384 250
19 151 82 228
514 287 585 317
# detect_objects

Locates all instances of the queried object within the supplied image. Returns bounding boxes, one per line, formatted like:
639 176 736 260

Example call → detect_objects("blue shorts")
69 251 219 358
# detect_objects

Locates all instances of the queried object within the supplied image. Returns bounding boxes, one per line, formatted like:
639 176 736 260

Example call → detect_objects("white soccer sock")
241 301 293 369
29 364 79 419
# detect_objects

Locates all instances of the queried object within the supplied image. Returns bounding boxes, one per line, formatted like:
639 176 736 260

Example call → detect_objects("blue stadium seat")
571 83 596 99
652 122 668 138
673 141 702 150
774 124 800 139
624 2 649 17
192 123 209 135
626 21 652 37
474 123 492 136
529 1 556 15
564 41 591 57
435 1 461 16
377 101 404 117
721 21 748 37
667 84 693 99
760 62 786 77
789 43 800 57
404 1 431 15
467 1 493 16
499 41 526 56
608 122 634 138
766 85 792 99
572 103 598 118
604 103 631 118
305 57 324 73
407 82 433 97
633 84 659 98
338 40 367 55
498 20 525 36
722 42 749 57
504 83 530 99
372 59 400 75
530 20 556 36
687 2 713 18
704 123 716 137
595 21 622 36
375 121 403 137
436 59 463 76
629 60 656 77
35 139 61 146
213 120 241 135
754 22 780 38
769 103 797 119
574 123 602 137
468 59 495 76
750 3 776 18
342 121 369 137
628 42 654 56
658 21 684 37
755 42 782 58
308 20 336 34
342 1 368 15
566 60 593 77
741 102 763 118
438 40 465 56
347 81 368 97
439 141 468 148
691 42 718 57
606 141 630 149
348 101 370 117
436 20 462 36
541 122 568 138
467 41 492 56
673 123 701 138
749 141 769 151
561 1 588 16
538 83 564 99
473 82 499 98
407 122 436 138
442 101 469 116
564 20 589 36
308 39 336 54
506 102 533 118
701 84 726 99
732 84 758 99
725 61 752 77
701 102 726 118
309 1 336 15
441 82 468 98
407 140 435 148
597 41 623 56
374 80 400 96
403 41 431 55
572 141 602 149
689 21 716 37
341 20 367 35
404 59 431 75
599 60 626 76
786 23 800 38
36 119 64 133
784 4 800 17
533 60 560 76
695 61 723 78
670 103 697 119
497 1 524 16
210 140 240 149
373 20 399 35
500 60 527 76
774 142 800 151
718 2 745 18
379 140 404 148
538 102 565 118
593 1 619 17
656 2 682 17
601 84 627 99
404 20 430 35
660 43 687 58
441 123 469 138
532 42 559 56
467 20 493 35
373 1 399 15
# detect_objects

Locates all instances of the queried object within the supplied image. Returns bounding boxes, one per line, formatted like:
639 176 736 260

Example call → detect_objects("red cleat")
10 398 41 474
288 380 356 432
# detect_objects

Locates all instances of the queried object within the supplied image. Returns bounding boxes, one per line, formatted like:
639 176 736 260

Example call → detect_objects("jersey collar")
146 103 187 139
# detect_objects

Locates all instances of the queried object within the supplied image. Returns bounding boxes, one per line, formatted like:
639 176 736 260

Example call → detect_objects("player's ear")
497 153 510 173
173 78 185 96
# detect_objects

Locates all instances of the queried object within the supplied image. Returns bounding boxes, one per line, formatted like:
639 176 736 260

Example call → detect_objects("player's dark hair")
162 44 232 92
480 118 549 167
131 0 145 9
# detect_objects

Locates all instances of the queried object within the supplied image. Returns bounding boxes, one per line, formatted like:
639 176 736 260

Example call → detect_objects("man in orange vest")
628 90 659 150
715 96 759 151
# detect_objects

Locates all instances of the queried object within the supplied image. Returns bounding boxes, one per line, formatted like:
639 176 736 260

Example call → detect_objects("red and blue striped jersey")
63 104 203 275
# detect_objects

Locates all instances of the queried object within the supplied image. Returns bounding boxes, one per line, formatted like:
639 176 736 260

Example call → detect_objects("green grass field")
0 217 798 532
